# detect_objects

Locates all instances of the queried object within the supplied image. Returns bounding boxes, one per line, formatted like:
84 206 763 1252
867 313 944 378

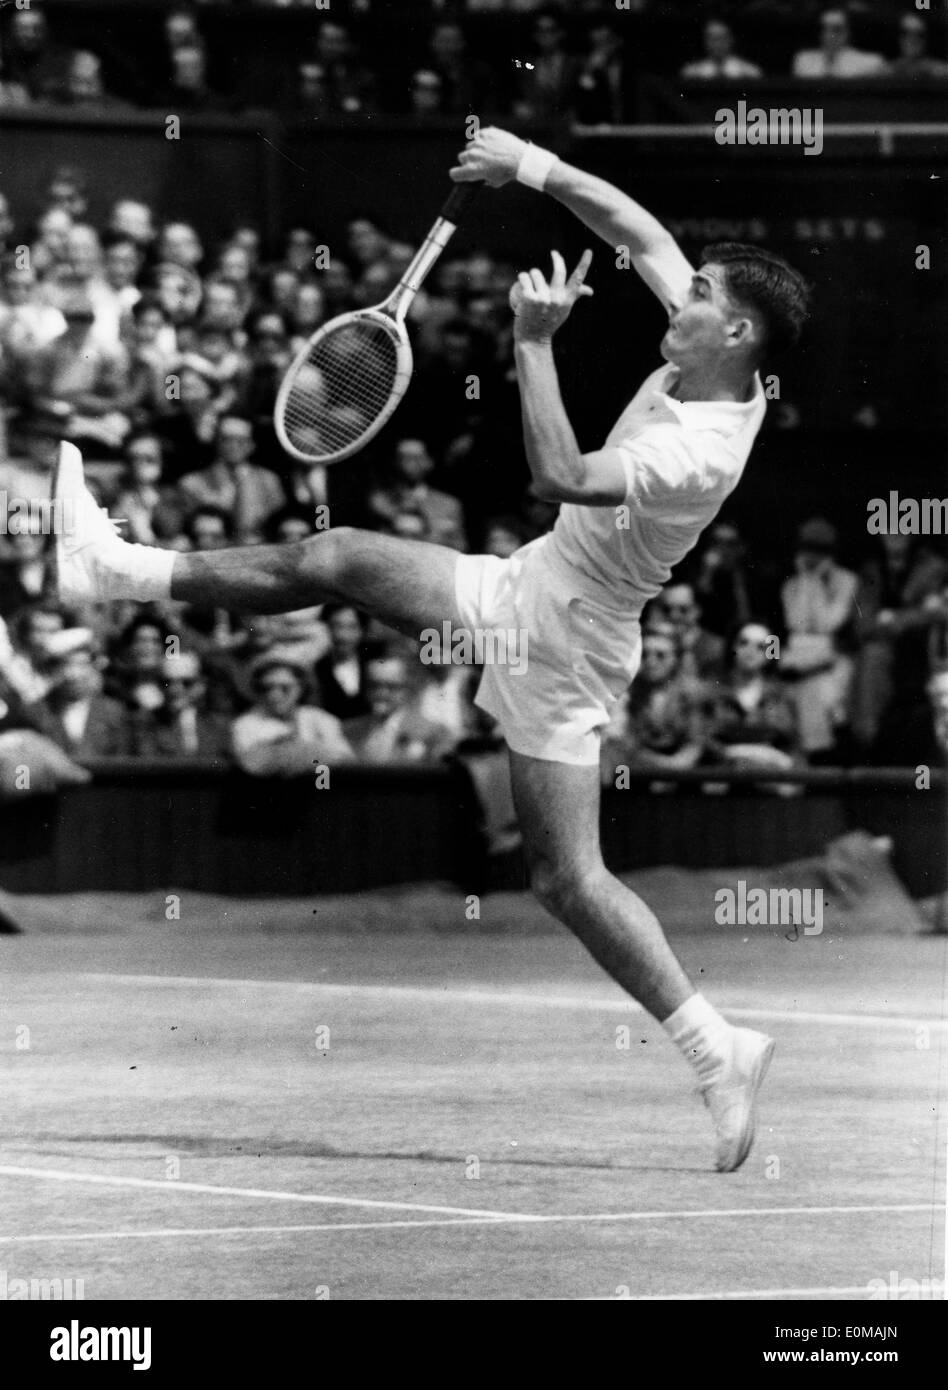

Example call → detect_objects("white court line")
0 1219 495 1243
82 974 947 1032
616 1286 877 1301
0 1165 531 1221
0 1168 935 1232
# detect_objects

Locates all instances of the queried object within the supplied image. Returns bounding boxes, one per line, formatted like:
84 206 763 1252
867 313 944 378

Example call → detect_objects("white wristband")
516 143 558 193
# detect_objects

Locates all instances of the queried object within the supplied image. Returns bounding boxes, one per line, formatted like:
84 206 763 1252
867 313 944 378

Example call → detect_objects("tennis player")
50 126 810 1171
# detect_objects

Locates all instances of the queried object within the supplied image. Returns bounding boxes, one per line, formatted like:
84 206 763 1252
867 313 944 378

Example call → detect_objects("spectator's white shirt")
681 57 763 80
332 656 361 697
792 48 886 78
0 301 67 355
414 667 473 740
61 699 91 745
782 564 859 636
231 705 353 764
93 282 141 345
347 708 450 763
0 616 49 704
174 707 199 754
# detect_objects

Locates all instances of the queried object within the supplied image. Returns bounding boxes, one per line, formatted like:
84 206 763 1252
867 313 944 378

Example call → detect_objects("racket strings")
281 320 401 457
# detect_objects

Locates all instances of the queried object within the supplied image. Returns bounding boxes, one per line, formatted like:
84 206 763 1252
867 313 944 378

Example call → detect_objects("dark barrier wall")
0 764 943 900
0 110 282 244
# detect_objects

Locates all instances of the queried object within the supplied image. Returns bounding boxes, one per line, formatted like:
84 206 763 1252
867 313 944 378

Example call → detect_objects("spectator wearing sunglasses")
132 650 230 761
600 620 707 782
654 582 725 683
702 621 801 772
231 650 353 777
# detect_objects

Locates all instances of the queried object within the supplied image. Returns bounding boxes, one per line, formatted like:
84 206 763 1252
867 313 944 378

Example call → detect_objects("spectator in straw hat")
231 648 353 777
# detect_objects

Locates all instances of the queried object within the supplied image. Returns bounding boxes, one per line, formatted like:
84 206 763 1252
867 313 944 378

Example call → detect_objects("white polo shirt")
543 364 766 612
539 242 767 614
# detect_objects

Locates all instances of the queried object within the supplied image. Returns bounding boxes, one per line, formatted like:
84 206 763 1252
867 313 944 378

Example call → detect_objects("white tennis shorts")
454 537 643 766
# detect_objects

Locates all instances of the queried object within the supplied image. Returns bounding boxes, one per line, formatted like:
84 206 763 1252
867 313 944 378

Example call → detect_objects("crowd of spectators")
0 156 945 792
601 519 948 783
0 6 945 129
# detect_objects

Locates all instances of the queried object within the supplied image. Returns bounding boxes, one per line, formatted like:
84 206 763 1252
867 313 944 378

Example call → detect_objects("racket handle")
439 182 483 226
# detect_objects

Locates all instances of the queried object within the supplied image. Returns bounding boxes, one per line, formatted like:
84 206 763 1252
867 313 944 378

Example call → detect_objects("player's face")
660 267 740 367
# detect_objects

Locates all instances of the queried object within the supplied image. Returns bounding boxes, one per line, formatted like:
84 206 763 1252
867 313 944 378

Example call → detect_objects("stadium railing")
0 760 942 899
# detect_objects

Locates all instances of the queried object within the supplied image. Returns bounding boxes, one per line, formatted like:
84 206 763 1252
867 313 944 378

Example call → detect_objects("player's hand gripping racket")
274 182 481 464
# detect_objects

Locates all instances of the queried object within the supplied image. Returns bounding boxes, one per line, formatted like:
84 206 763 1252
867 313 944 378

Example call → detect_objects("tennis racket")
274 182 481 465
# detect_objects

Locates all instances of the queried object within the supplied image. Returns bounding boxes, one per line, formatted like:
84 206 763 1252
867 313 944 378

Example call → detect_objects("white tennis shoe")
49 441 129 603
700 1027 775 1173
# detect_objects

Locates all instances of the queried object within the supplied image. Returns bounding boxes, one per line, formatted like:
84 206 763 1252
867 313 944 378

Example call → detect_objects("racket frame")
274 307 412 465
274 183 480 466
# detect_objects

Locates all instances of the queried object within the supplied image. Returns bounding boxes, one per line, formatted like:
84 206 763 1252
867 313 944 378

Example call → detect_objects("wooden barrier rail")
0 761 942 899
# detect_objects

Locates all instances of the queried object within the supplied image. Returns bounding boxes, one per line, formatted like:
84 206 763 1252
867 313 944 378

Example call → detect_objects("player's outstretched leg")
508 749 774 1172
50 442 464 633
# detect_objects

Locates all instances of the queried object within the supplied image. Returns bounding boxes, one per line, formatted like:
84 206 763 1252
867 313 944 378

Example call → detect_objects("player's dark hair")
700 242 811 359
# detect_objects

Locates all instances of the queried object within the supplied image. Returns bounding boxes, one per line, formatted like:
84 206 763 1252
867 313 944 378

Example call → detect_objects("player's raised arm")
451 126 694 313
511 249 626 507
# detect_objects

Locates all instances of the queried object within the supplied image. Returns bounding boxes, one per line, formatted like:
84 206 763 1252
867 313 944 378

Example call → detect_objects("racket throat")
386 216 460 320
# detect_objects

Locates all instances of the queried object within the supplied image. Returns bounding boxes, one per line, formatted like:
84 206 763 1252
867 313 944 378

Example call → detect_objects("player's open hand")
450 126 527 187
509 250 594 343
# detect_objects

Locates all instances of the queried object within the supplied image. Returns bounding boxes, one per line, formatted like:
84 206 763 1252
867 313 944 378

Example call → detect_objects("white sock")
105 542 176 602
662 993 733 1084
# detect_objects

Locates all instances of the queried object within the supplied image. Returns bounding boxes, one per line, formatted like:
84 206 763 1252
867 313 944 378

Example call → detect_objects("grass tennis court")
1 925 945 1301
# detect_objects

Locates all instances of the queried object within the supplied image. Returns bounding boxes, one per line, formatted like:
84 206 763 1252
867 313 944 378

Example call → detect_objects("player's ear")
727 315 756 350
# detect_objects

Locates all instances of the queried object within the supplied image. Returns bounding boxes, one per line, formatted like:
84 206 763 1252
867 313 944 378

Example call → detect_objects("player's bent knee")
302 525 357 591
528 860 600 921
